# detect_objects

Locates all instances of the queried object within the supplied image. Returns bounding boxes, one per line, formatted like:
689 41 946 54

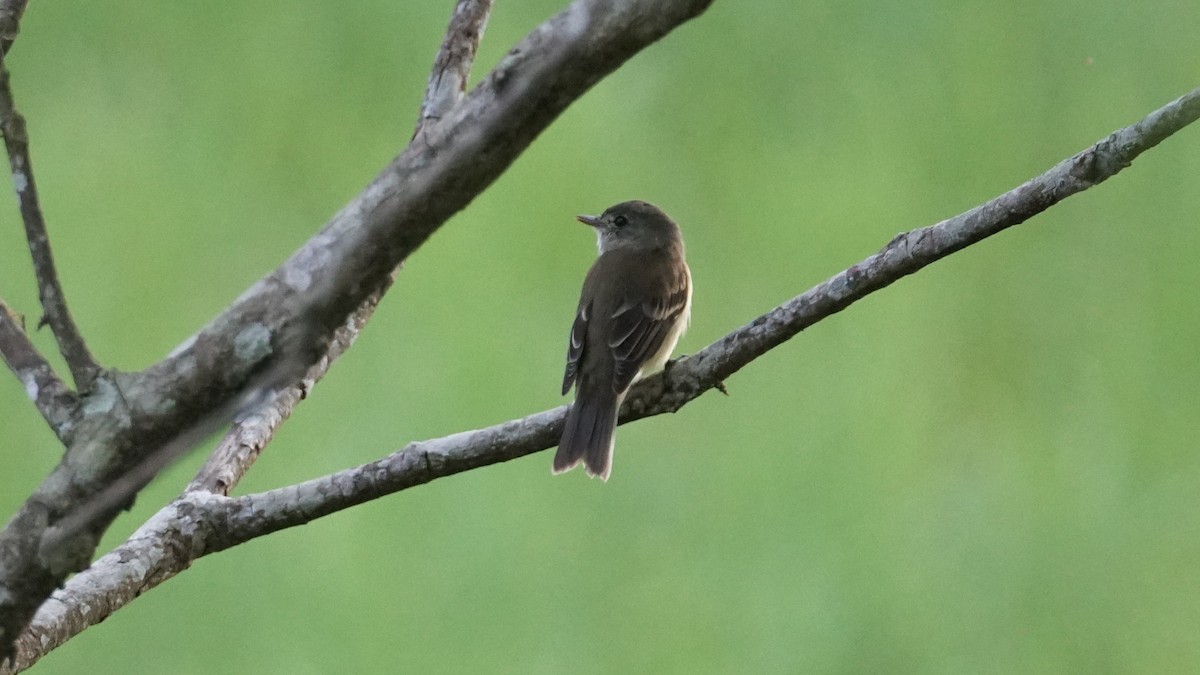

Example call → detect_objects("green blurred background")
2 1 1199 672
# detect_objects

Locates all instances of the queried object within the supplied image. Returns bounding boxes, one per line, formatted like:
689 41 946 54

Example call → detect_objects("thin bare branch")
216 87 1200 528
0 299 76 442
0 52 100 391
414 0 494 138
0 0 27 55
6 84 1199 673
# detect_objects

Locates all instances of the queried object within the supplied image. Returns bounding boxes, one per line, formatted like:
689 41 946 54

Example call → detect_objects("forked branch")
0 0 716 664
0 52 100 391
0 299 76 441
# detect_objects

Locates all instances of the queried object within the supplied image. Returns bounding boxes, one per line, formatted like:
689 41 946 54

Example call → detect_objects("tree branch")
5 83 1198 673
186 276 393 495
0 0 715 661
414 0 493 138
0 0 27 55
0 299 76 442
0 51 100 391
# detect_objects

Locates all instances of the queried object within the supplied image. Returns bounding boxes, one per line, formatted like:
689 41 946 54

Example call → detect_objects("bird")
553 200 692 481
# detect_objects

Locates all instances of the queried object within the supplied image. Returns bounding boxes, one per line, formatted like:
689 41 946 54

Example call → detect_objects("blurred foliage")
2 0 1199 672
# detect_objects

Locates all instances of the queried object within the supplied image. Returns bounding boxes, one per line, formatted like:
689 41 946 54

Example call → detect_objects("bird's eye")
613 215 629 228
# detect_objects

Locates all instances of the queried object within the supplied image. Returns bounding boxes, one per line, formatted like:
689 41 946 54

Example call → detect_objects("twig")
0 52 100 391
6 84 1199 673
0 299 77 442
414 0 494 138
0 0 27 55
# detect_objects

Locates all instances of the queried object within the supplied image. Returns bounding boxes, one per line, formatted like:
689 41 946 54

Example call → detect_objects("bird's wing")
562 299 590 395
608 266 690 393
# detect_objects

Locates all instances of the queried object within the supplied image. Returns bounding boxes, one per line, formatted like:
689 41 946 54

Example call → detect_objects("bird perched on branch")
553 200 692 481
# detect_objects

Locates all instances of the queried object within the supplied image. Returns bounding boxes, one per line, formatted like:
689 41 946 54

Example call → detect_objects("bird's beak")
575 214 604 228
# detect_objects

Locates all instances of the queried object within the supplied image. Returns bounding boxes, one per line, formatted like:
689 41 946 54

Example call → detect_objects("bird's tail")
553 383 620 481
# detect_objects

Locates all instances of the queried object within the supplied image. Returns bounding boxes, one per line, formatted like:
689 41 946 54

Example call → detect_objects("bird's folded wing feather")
562 300 590 395
608 268 690 393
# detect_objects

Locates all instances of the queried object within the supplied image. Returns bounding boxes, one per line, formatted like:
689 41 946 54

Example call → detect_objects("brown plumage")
554 201 691 481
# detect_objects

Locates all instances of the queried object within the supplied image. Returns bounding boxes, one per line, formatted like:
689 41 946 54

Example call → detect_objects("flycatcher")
553 200 692 481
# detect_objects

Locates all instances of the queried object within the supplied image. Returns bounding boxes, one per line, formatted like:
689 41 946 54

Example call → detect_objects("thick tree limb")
0 0 715 662
0 52 100 391
4 84 1198 674
0 299 76 442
